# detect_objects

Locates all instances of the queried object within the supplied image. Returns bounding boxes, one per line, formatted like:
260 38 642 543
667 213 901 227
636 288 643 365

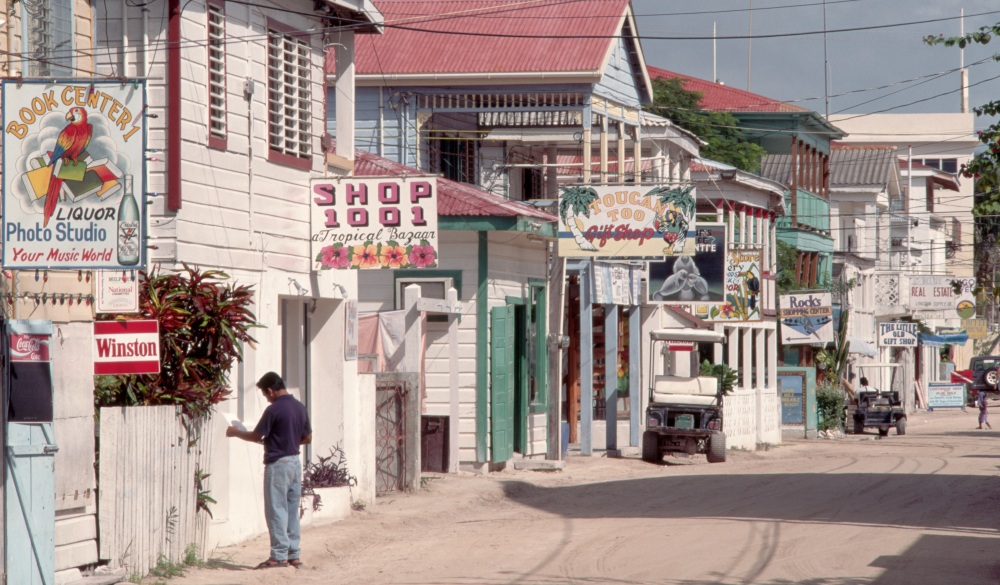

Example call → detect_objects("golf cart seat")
652 375 719 406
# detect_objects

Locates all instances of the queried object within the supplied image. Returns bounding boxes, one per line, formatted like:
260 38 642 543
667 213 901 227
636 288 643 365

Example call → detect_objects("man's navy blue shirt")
253 394 311 464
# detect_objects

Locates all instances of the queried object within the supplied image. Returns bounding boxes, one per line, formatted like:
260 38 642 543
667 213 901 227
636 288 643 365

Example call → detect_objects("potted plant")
299 445 358 527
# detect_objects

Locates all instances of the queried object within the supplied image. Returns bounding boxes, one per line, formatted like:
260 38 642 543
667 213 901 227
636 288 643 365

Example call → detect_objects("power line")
383 8 1000 42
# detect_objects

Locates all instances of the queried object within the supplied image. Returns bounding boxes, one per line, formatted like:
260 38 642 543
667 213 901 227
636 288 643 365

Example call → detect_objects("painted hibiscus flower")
320 244 351 269
720 302 735 318
379 244 409 268
351 244 380 269
408 244 437 268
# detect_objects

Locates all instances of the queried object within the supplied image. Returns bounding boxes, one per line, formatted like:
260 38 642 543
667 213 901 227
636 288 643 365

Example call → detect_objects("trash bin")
560 421 569 459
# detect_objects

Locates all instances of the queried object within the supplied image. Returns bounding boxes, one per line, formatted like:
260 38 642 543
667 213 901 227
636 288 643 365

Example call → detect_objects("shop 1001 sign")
310 177 439 270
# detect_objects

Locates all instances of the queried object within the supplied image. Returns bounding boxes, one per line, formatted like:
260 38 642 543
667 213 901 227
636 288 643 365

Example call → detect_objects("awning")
918 331 969 347
846 336 876 357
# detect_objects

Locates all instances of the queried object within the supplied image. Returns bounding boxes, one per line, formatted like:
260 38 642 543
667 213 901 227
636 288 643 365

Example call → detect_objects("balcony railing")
775 189 830 233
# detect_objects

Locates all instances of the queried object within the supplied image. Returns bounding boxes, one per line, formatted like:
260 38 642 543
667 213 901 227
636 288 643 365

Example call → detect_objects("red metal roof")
353 149 558 221
647 65 806 113
356 0 630 76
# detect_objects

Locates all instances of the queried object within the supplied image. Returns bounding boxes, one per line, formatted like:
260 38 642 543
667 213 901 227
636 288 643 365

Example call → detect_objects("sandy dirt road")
156 407 1000 585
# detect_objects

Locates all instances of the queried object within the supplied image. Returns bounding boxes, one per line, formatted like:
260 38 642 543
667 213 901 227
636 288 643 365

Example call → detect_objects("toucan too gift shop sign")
557 184 697 258
310 176 438 270
2 80 147 270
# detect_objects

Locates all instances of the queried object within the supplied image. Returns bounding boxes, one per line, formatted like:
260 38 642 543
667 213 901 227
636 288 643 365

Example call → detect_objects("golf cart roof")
857 362 902 369
650 329 725 343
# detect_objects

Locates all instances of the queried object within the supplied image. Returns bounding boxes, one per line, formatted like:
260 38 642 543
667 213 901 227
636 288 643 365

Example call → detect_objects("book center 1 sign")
2 80 146 270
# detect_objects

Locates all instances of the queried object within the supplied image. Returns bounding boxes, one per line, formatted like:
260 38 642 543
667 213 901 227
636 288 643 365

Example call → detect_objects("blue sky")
632 0 1000 132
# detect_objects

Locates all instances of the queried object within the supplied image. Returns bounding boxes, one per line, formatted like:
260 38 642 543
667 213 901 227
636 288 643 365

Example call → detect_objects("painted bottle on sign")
117 175 140 266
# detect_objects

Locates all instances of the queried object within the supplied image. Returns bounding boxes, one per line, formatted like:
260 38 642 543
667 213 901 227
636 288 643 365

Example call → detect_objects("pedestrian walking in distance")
977 391 992 430
226 372 312 569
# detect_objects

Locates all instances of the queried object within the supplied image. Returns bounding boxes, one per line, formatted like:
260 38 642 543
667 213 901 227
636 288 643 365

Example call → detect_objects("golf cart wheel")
853 418 865 435
641 431 660 463
878 427 890 437
707 432 727 463
987 368 1000 388
896 418 907 436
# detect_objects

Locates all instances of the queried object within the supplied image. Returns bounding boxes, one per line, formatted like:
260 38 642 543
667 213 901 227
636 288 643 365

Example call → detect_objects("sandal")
254 559 288 570
288 558 303 568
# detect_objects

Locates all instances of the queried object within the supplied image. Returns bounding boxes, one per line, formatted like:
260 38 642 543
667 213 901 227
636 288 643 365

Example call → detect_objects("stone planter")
300 486 352 528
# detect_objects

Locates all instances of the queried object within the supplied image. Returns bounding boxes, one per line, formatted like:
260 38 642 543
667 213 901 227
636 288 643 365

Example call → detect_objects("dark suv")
969 356 1000 403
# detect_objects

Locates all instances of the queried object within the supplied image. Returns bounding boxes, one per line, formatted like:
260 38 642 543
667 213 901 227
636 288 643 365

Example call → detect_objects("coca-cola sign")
10 333 51 362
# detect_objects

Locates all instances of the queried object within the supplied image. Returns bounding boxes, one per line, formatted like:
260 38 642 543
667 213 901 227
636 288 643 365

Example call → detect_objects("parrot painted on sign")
43 107 93 227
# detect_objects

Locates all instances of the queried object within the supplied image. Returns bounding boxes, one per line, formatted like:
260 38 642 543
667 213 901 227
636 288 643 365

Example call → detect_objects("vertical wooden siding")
98 406 213 577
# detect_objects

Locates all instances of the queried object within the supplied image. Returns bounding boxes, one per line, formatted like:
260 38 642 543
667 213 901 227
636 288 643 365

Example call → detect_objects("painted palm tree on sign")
559 186 599 252
650 184 696 253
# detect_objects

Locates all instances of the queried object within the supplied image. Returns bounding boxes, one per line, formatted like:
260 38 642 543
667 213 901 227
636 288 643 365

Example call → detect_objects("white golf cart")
642 328 728 463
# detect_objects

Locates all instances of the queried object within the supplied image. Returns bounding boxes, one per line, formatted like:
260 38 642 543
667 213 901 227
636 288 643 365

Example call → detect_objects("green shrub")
816 379 846 431
94 264 259 417
700 360 738 395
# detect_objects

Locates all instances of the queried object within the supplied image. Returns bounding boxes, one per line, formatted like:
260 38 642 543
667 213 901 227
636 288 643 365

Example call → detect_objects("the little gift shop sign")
310 176 438 270
878 321 919 347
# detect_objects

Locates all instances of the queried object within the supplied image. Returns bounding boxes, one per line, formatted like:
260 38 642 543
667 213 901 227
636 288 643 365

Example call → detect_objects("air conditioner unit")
891 237 904 247
847 234 857 251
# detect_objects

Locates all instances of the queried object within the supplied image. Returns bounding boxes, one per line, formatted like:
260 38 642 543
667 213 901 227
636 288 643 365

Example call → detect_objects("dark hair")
257 371 285 392
860 377 869 386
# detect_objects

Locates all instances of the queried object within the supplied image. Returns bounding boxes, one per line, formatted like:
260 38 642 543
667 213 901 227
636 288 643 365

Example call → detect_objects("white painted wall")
89 0 368 553
357 230 550 467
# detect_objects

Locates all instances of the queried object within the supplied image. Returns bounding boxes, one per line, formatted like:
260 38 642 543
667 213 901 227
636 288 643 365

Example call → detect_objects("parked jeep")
968 355 1000 405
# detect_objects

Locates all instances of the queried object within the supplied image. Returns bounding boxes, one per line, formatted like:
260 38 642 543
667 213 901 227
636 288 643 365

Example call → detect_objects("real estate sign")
908 275 975 315
310 176 439 270
2 80 147 269
557 184 697 257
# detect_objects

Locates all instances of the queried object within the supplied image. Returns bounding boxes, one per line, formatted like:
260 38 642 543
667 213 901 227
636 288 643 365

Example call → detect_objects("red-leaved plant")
95 264 259 417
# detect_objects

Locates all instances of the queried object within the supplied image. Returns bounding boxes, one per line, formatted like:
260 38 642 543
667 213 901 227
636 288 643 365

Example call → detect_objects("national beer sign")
93 319 160 375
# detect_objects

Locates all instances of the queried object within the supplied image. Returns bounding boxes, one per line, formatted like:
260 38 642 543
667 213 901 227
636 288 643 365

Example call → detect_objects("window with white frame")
207 1 227 148
267 25 312 165
23 0 74 77
395 277 453 309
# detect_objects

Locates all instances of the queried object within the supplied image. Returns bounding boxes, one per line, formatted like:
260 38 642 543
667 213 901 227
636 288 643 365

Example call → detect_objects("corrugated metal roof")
353 149 558 220
648 66 807 113
829 145 898 187
759 155 793 185
356 0 629 75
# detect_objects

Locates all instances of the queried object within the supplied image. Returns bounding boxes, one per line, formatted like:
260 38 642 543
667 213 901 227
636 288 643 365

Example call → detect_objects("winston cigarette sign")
93 320 160 375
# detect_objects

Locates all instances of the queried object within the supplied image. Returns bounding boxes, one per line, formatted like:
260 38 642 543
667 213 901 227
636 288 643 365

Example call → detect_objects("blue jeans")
263 455 302 561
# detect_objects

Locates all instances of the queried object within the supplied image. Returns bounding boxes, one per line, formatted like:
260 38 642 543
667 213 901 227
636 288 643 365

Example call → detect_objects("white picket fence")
723 386 781 450
98 406 213 577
